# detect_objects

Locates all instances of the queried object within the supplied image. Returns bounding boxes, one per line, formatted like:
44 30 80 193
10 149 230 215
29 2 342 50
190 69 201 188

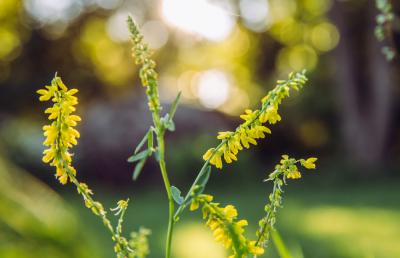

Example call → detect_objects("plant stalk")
153 112 175 258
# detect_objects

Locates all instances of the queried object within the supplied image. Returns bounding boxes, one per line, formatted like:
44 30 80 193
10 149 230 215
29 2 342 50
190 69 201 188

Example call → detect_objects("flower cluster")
190 193 264 258
129 227 152 258
37 75 80 184
127 15 161 113
203 71 308 168
256 155 317 246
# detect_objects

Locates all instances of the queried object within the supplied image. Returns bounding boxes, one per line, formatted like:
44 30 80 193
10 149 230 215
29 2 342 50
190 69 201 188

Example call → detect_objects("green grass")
63 179 400 258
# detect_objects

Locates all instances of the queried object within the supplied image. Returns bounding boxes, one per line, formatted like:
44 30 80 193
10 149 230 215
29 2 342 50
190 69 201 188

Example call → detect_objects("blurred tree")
332 0 398 169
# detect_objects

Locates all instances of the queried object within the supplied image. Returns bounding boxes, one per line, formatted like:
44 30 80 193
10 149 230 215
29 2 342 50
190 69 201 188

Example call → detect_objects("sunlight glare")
162 0 235 42
198 69 230 109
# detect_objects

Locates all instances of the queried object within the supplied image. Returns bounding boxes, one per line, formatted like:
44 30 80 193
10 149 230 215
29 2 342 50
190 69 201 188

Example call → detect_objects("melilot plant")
37 15 317 258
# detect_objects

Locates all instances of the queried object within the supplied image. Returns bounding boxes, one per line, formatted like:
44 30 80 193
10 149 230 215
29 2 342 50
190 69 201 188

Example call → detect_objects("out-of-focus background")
1 0 400 257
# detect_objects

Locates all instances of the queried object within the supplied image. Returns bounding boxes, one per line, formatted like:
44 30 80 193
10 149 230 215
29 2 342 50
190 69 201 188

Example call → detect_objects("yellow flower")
190 199 199 210
248 241 264 255
302 157 317 169
203 148 215 160
210 152 223 168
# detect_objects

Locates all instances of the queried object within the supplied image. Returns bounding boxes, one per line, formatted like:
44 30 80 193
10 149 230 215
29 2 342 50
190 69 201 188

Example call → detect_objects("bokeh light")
162 0 235 42
197 69 230 109
239 0 271 32
141 20 169 49
171 222 226 258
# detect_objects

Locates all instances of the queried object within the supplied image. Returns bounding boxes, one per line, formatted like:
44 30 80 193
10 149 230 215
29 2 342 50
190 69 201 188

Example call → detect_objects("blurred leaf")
198 166 211 188
166 120 175 131
170 91 181 120
155 147 161 162
135 129 151 154
171 186 184 205
128 149 152 162
148 128 153 149
133 157 147 181
0 156 98 257
271 229 292 258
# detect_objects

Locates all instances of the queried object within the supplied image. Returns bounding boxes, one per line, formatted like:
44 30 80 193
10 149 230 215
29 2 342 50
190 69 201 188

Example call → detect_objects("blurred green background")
1 0 400 257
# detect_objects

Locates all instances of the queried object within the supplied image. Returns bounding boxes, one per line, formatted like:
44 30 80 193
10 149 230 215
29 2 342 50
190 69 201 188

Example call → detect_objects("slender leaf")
155 147 161 162
135 128 151 154
271 230 292 258
171 186 184 205
198 166 211 188
148 129 153 149
133 157 147 181
166 121 175 131
128 149 152 162
170 91 182 120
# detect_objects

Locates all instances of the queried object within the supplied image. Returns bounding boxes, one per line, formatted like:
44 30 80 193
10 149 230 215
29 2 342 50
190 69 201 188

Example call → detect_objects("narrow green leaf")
135 129 151 154
128 149 152 162
166 120 175 131
148 129 153 149
271 230 292 258
198 166 211 188
170 91 182 120
133 157 147 181
155 147 161 162
171 186 184 205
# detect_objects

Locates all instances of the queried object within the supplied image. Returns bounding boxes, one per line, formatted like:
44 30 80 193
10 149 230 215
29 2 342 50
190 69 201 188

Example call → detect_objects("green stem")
152 112 174 258
61 159 132 256
255 176 279 246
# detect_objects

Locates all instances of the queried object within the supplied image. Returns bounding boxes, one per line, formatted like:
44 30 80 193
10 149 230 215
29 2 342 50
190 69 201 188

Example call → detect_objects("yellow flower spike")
39 75 81 185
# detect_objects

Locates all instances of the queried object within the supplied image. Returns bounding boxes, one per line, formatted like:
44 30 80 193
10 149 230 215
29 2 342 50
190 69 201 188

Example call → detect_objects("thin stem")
255 177 279 246
152 111 175 258
61 159 132 256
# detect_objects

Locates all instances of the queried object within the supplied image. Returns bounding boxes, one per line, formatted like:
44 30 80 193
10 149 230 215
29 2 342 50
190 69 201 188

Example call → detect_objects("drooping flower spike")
190 192 265 258
38 74 80 184
203 71 308 168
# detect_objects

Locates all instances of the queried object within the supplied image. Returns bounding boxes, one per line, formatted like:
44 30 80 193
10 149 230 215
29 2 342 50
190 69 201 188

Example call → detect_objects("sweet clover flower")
203 71 308 169
190 192 264 258
256 155 317 246
38 75 80 184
